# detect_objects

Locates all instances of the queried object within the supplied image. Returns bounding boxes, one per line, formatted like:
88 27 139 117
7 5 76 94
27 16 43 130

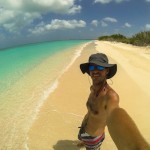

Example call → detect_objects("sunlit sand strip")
28 41 150 150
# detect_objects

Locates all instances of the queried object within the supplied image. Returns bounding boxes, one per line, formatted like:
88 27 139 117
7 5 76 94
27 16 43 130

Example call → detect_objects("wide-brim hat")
80 53 117 79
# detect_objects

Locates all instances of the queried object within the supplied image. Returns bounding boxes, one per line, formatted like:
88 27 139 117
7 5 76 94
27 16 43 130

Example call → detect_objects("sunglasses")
89 65 105 71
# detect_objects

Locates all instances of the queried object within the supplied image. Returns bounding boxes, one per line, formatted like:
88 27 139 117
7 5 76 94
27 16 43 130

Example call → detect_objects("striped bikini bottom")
78 129 105 150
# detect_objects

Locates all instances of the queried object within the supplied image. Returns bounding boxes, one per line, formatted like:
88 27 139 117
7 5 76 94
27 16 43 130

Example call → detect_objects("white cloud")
94 0 129 4
29 19 86 34
91 20 98 26
67 5 81 14
94 0 111 4
146 0 150 2
100 17 117 27
46 19 86 30
102 17 118 23
0 0 81 14
0 7 41 33
0 0 81 33
101 21 108 27
0 8 15 24
145 24 150 30
115 0 129 2
124 22 132 28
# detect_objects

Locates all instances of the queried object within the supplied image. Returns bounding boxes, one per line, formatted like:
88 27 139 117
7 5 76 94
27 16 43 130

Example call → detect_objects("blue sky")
0 0 150 49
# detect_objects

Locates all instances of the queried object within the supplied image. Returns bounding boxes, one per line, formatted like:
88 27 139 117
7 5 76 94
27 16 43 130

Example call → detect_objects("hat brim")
80 61 117 79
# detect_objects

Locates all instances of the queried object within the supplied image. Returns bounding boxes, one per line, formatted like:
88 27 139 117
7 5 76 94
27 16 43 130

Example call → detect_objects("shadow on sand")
53 140 83 150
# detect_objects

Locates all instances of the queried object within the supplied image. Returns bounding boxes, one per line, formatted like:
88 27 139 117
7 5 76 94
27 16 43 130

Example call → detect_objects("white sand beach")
27 41 150 150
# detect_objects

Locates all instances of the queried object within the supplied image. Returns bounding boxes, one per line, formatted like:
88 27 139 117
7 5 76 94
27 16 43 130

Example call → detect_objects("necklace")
95 81 107 97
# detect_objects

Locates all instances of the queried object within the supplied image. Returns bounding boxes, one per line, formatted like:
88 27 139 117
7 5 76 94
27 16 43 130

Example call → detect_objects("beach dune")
28 41 150 150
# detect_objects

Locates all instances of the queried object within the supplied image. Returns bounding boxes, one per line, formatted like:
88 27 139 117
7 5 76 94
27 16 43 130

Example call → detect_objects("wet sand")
28 41 150 150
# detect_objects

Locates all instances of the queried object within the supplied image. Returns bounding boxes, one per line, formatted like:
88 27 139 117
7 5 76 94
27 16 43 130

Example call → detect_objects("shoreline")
27 42 99 150
0 39 91 51
27 41 150 150
0 41 92 150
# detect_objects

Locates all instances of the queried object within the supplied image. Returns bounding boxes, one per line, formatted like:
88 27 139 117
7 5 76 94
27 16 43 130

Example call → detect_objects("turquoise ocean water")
0 40 90 149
